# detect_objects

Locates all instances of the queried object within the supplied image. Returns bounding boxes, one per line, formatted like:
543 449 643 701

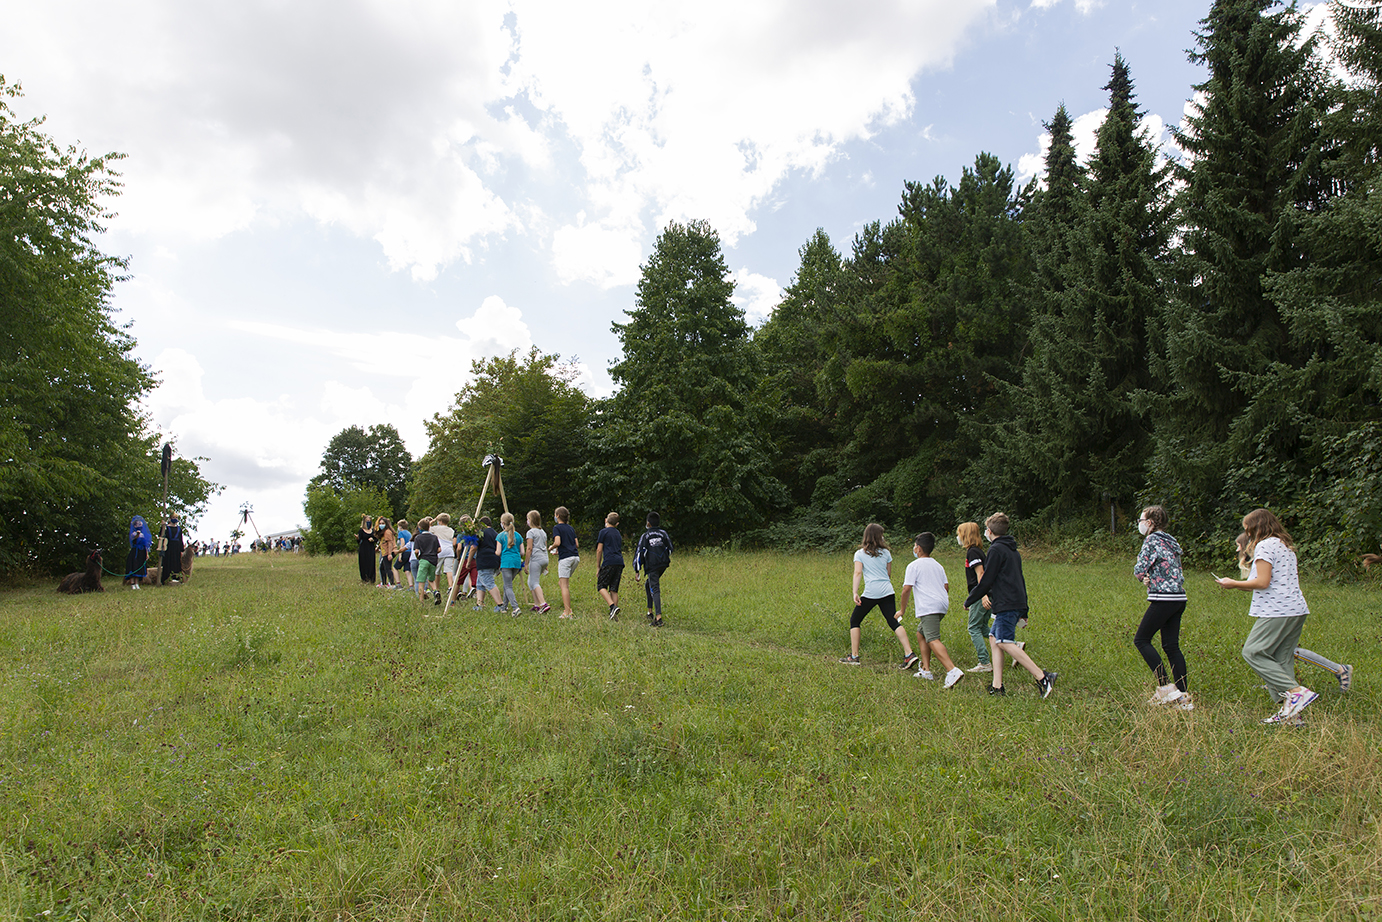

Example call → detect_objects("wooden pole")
493 464 510 515
446 465 494 616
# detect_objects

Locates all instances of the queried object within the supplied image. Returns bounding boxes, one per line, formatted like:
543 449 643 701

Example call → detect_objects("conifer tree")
753 228 846 508
583 220 787 542
816 155 1034 526
1258 5 1382 559
1150 0 1331 525
977 57 1171 520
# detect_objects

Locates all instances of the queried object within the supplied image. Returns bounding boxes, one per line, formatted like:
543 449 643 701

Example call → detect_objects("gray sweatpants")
1241 614 1307 702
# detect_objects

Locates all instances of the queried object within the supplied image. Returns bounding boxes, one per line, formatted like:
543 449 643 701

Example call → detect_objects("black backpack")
642 530 671 571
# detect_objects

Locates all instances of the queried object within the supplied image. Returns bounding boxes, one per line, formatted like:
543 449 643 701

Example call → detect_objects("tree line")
1 78 215 578
360 1 1378 570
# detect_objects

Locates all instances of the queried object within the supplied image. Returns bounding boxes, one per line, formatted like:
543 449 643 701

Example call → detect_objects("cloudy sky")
1 0 1328 539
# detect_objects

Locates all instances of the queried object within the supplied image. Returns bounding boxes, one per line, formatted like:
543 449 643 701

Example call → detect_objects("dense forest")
389 1 1382 569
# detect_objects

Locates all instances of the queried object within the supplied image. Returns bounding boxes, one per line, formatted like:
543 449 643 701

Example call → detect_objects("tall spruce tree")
982 56 1172 521
753 228 846 509
1150 0 1331 530
1258 5 1382 561
583 220 787 542
817 155 1034 527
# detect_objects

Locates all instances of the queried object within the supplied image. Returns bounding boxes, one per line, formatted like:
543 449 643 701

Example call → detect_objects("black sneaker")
987 684 1006 696
901 652 919 670
1037 671 1057 699
646 610 655 623
609 606 619 621
651 617 663 628
434 592 443 606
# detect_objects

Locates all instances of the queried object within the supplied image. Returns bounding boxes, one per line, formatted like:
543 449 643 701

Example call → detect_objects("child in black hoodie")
963 513 1057 698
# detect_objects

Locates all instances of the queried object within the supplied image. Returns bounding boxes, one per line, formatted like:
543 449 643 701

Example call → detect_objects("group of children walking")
367 508 675 626
842 507 1354 724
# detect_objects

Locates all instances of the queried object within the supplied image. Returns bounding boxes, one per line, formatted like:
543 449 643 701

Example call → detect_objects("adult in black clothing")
161 514 186 585
356 514 377 583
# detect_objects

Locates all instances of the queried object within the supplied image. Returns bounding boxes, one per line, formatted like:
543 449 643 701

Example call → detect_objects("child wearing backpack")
633 512 674 627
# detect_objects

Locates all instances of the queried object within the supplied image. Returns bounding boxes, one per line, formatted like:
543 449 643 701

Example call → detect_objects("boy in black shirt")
963 513 1056 697
634 512 673 627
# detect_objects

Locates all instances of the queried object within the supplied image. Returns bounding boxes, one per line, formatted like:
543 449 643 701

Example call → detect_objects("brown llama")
57 550 105 594
141 542 199 585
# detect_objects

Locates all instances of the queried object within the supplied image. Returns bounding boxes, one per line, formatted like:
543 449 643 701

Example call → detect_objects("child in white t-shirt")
898 532 964 688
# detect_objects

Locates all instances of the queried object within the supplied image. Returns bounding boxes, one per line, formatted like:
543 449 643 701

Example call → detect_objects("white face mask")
956 536 964 548
984 530 994 542
1138 519 1151 536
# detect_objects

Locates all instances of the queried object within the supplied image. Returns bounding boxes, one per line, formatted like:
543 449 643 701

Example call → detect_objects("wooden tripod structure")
442 455 508 615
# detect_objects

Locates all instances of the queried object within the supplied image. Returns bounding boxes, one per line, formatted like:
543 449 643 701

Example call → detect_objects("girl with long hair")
1216 509 1319 724
840 523 919 668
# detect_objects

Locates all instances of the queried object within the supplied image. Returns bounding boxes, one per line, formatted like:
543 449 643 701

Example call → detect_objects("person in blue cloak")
126 515 153 590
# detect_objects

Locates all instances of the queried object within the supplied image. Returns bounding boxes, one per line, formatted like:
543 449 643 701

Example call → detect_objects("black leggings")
1133 600 1187 692
850 594 900 631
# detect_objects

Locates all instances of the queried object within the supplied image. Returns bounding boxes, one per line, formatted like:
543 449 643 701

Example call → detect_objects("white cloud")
730 269 783 326
509 0 997 281
140 295 536 531
1029 0 1103 13
4 0 1000 288
551 217 645 288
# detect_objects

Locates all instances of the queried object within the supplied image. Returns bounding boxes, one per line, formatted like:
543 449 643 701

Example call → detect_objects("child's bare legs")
893 624 914 658
559 576 573 617
996 641 1043 683
989 636 1004 688
927 639 958 673
912 635 934 671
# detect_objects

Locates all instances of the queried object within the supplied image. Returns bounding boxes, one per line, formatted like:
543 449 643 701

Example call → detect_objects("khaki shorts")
558 556 580 579
916 612 945 643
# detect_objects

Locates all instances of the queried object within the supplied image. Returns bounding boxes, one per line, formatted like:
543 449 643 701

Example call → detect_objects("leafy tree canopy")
0 77 215 575
409 348 591 526
309 423 412 518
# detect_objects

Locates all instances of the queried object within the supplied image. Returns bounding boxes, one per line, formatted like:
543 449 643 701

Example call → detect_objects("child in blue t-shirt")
549 506 580 619
595 512 624 620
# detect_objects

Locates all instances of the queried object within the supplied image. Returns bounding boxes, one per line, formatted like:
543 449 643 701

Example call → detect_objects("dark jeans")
1134 599 1188 692
644 567 666 616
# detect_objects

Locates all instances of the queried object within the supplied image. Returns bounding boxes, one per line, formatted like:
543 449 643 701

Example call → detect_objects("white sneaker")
913 669 936 681
943 667 965 689
968 663 993 673
1173 694 1194 711
1148 685 1184 706
1281 687 1319 719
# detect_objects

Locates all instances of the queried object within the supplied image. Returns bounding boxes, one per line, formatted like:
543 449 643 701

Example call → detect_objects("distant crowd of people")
354 509 674 627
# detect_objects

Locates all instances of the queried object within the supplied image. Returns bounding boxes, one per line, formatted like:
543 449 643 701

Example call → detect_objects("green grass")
2 547 1380 920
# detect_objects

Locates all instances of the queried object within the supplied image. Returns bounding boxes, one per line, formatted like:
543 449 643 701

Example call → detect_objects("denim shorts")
989 609 1022 644
477 569 497 591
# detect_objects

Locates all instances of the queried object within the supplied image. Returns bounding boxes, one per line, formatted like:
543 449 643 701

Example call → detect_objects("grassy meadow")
2 544 1380 921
